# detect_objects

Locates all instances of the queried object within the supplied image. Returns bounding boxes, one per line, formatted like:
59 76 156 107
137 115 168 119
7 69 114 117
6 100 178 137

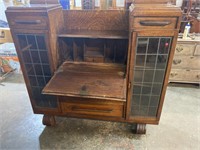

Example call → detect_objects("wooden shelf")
43 62 127 101
58 30 128 39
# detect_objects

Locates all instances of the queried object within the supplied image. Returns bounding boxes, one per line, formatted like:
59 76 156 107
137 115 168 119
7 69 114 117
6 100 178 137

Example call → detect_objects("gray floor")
0 73 200 150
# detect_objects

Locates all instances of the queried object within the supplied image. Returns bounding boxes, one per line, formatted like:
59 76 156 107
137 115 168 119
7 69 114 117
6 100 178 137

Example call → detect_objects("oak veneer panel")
43 62 126 101
63 10 129 31
60 97 124 117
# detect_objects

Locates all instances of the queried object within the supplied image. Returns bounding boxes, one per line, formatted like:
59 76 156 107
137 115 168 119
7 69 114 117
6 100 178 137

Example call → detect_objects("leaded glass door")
130 36 172 118
15 33 58 110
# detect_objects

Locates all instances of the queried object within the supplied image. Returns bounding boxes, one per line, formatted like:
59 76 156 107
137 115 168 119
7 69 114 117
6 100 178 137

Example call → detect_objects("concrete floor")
0 73 200 150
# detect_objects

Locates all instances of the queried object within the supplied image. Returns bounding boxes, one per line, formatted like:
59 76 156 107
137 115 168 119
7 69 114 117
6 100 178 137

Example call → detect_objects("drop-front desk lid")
43 62 126 101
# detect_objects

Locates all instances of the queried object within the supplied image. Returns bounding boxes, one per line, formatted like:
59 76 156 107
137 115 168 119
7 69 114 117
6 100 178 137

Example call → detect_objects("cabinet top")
130 4 182 17
6 4 61 11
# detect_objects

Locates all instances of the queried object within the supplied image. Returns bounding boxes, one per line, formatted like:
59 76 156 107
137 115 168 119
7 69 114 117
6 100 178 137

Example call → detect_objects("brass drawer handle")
176 46 183 52
139 21 171 26
197 75 200 79
170 73 177 77
15 20 42 24
173 59 182 65
71 106 113 113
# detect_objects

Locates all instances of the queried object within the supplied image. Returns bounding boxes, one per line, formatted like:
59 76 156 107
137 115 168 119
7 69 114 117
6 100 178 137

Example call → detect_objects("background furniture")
6 1 181 134
170 36 200 84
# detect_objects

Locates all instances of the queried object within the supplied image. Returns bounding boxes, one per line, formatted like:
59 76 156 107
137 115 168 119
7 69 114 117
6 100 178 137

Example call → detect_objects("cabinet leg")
42 115 56 126
132 123 146 134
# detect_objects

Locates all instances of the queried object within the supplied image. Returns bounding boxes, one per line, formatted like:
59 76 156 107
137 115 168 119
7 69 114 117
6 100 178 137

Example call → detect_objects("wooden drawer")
172 56 200 70
175 44 196 56
60 97 124 118
169 69 200 83
7 14 48 30
84 56 104 63
194 45 200 56
131 17 177 30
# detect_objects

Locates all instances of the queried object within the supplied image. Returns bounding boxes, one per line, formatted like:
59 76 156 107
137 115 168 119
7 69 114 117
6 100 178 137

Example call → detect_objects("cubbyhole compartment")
58 37 128 64
84 39 105 63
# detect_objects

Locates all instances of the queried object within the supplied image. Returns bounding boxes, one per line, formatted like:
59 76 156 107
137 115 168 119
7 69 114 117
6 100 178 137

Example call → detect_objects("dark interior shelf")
58 30 129 39
43 62 127 101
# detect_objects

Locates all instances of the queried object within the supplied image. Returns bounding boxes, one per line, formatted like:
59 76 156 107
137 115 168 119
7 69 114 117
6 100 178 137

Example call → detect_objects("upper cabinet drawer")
7 14 48 30
175 44 196 56
131 17 177 30
194 45 200 56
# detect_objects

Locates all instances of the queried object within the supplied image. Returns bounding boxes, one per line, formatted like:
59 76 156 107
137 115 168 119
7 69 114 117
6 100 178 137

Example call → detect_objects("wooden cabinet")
6 5 63 113
6 2 181 134
169 38 200 84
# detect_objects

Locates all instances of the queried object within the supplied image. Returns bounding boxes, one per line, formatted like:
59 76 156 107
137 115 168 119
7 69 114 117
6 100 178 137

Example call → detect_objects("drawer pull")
71 106 113 113
197 75 200 79
15 20 41 24
176 47 183 52
173 59 182 65
139 21 171 26
170 73 177 77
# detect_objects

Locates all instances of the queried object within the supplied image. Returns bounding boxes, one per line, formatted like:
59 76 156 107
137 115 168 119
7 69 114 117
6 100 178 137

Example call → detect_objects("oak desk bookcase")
6 0 181 134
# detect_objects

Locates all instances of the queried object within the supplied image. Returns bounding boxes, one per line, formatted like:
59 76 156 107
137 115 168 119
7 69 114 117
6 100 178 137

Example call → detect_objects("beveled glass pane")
159 38 171 54
147 38 159 54
134 69 143 82
144 69 154 82
132 95 140 105
34 64 43 75
141 95 150 106
133 85 142 94
141 83 152 95
131 106 140 116
36 35 46 50
148 107 157 117
154 70 165 83
40 51 49 64
135 55 145 68
156 55 168 69
152 84 162 95
146 55 156 69
137 38 148 54
22 51 31 63
25 64 34 75
28 76 38 86
18 35 28 49
37 76 46 87
139 106 148 116
42 65 51 76
31 51 40 63
27 35 37 50
150 96 160 107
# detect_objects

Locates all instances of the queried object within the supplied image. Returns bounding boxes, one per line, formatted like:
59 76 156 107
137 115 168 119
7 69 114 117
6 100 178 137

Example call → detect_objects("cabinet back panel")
63 10 129 31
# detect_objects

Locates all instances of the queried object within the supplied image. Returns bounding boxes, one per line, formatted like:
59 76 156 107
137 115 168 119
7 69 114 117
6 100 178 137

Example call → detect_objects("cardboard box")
0 43 21 73
0 28 13 44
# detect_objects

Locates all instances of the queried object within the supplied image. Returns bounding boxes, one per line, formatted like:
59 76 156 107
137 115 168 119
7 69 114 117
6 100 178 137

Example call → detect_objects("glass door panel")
131 36 172 117
17 34 57 108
